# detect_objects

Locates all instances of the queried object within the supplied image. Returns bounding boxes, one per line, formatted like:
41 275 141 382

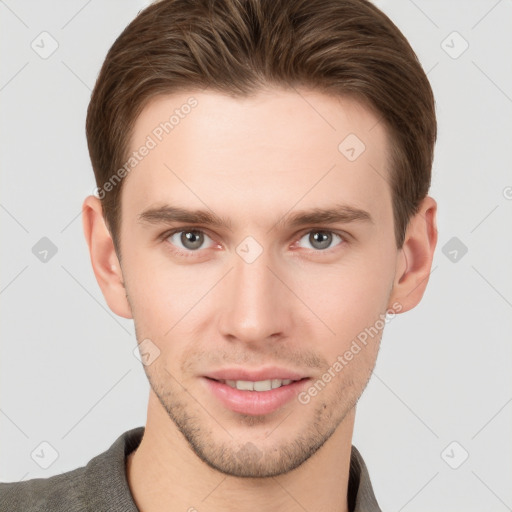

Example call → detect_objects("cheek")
121 244 174 334
122 243 214 354
292 246 395 350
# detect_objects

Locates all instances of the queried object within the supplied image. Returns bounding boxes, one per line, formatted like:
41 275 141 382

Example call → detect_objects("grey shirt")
0 426 382 511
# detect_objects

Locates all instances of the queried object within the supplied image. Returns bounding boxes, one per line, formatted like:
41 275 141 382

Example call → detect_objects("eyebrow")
138 203 374 230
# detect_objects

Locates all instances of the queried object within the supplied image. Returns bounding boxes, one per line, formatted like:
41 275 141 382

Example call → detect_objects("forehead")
122 87 392 227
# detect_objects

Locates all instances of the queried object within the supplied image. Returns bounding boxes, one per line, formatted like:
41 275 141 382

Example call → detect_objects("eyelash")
159 226 349 258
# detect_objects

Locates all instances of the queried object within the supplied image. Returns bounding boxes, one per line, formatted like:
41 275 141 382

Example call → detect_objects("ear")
82 195 132 319
388 195 438 314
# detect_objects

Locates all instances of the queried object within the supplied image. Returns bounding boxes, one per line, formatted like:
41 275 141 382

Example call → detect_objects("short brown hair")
86 0 436 258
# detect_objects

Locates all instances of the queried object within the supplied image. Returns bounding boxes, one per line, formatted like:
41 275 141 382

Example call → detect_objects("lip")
204 366 307 382
202 376 311 416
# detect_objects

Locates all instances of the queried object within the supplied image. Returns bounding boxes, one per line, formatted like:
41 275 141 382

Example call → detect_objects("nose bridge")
219 240 290 343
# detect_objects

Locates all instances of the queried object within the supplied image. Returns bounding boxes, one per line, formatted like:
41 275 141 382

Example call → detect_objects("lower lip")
202 377 310 416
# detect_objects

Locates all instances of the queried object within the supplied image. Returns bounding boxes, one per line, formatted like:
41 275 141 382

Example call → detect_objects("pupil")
311 231 331 250
183 231 203 249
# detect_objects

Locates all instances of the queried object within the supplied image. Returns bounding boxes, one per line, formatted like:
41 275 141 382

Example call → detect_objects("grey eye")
168 230 212 251
299 231 342 251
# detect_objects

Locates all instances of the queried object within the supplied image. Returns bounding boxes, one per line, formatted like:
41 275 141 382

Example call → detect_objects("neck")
126 391 355 512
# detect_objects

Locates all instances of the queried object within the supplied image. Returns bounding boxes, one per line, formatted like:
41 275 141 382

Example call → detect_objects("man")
0 0 437 510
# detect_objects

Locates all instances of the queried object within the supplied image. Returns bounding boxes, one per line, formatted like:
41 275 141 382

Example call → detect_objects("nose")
217 244 293 346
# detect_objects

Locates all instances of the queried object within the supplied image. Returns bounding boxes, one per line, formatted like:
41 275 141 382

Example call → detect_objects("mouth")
206 377 305 391
202 376 311 416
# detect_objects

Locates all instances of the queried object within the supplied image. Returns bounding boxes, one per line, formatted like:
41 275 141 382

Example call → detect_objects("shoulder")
0 426 144 512
0 465 87 512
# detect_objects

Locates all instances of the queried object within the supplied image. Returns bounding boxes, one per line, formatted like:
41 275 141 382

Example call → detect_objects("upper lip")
204 367 308 382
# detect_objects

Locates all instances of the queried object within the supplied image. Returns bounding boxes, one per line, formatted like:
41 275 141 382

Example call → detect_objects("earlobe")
82 195 133 319
388 196 438 314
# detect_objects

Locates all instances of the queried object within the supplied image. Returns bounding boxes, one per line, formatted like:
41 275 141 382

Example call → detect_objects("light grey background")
1 0 511 510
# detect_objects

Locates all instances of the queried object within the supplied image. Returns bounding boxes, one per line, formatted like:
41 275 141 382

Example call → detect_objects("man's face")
118 87 400 477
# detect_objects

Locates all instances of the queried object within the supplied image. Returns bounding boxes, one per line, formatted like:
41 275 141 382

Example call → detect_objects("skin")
82 87 437 512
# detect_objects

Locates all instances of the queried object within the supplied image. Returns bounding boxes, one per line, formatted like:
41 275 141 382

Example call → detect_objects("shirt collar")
348 444 383 512
84 426 382 512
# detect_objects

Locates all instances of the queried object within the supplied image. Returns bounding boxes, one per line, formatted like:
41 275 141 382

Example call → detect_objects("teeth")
222 379 295 391
254 380 271 391
237 380 254 391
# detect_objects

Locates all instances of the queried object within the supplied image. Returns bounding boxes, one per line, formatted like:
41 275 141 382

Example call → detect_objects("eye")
161 227 347 257
165 229 216 253
296 230 345 251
